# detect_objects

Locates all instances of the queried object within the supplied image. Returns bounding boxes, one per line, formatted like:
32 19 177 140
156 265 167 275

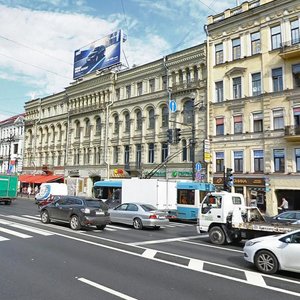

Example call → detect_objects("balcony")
280 40 300 60
284 125 300 142
171 79 203 92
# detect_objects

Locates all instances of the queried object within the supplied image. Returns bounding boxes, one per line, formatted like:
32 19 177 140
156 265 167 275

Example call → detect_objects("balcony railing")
280 39 300 59
285 125 300 141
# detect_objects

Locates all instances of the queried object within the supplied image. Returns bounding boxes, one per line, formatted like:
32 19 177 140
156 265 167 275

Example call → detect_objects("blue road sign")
169 100 177 113
195 162 202 171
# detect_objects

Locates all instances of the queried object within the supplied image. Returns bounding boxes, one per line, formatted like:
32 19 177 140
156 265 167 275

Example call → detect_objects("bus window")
177 190 195 205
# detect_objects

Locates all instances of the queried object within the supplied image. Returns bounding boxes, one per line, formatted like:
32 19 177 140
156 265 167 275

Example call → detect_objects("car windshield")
140 204 157 211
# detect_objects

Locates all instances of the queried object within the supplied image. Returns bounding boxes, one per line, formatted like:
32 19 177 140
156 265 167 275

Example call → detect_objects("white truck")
197 191 300 245
35 182 68 205
94 178 177 211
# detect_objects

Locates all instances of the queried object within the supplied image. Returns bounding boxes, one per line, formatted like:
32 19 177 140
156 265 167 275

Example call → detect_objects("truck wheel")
70 215 81 230
209 226 226 245
4 201 11 205
254 250 279 274
41 210 50 224
133 218 143 230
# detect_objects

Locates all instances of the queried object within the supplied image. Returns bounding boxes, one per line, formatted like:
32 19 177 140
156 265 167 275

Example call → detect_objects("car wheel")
254 250 279 274
154 226 160 230
133 218 143 230
41 210 50 224
209 226 226 245
70 215 81 230
96 225 106 230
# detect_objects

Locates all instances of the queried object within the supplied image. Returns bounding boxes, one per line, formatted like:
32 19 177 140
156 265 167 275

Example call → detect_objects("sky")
0 0 237 121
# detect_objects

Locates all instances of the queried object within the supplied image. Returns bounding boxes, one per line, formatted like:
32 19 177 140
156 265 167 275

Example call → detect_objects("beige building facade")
23 44 207 196
206 0 300 214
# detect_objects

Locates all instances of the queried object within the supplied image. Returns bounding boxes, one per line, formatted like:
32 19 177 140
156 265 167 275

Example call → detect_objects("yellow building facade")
206 0 300 215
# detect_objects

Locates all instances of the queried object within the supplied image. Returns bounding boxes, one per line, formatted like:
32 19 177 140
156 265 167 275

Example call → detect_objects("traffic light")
167 129 173 144
174 128 182 143
224 168 234 192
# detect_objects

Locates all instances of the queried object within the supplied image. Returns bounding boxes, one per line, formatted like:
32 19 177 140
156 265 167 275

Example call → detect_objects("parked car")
267 210 300 224
40 195 110 230
109 203 169 230
243 229 300 274
86 45 106 64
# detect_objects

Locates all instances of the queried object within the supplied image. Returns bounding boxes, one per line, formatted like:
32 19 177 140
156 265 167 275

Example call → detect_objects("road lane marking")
22 215 41 220
107 224 131 230
181 240 244 253
142 249 157 259
0 227 32 238
129 235 207 246
78 277 138 300
0 219 53 236
245 271 266 287
188 259 204 271
0 235 9 241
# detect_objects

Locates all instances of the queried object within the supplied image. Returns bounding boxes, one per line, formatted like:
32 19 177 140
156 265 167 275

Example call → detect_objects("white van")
35 183 68 203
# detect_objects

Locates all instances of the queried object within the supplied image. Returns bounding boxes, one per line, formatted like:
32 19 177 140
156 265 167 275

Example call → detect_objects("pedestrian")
27 185 32 198
280 197 288 212
34 185 39 195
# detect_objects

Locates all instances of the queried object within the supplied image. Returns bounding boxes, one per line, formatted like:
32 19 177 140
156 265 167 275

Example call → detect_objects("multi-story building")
23 44 207 196
0 114 25 174
206 0 300 214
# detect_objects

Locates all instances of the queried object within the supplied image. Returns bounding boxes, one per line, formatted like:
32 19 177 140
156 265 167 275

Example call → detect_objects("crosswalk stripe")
22 215 41 220
0 219 54 236
107 224 130 230
0 236 9 241
104 227 117 232
6 215 40 224
0 227 32 238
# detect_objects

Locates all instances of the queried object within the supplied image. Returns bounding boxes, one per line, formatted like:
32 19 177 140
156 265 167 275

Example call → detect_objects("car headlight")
245 240 259 247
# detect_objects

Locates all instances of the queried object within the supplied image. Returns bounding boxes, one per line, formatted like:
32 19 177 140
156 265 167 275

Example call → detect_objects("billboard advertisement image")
73 30 125 79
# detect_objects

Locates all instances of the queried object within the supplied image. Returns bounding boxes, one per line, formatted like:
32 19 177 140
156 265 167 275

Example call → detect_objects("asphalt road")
0 198 299 300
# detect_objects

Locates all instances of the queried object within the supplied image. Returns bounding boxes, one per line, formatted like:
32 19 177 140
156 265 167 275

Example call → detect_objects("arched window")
85 119 91 137
95 117 101 134
186 68 191 83
124 112 130 132
136 110 142 130
183 100 193 124
179 70 183 83
75 121 80 138
193 66 198 81
114 115 119 134
161 106 168 128
148 108 155 129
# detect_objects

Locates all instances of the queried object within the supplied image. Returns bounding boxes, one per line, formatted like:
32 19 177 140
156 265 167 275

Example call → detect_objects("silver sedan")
109 203 169 230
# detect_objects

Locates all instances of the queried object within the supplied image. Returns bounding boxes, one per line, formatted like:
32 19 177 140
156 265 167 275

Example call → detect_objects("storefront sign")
213 176 265 186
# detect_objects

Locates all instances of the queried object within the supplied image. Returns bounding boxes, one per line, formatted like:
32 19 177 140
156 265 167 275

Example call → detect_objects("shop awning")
19 174 64 184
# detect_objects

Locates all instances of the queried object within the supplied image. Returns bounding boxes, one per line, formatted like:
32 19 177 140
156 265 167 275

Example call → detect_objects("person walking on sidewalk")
27 185 32 198
280 197 289 212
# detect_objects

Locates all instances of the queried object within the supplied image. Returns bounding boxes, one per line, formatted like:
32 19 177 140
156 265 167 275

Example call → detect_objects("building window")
216 117 224 136
272 67 283 92
148 143 154 163
254 150 264 172
95 117 101 134
136 144 141 168
124 112 130 133
116 88 120 100
186 68 191 83
137 82 143 96
124 145 130 165
292 64 300 88
178 70 183 83
162 106 169 128
75 122 80 138
149 78 155 93
251 31 261 55
291 19 300 45
161 143 168 162
232 38 241 60
253 112 263 132
216 152 224 173
193 66 198 81
136 110 142 130
215 43 223 65
126 85 131 98
114 115 119 134
215 81 224 102
113 146 119 164
162 75 167 90
183 100 193 124
233 77 242 99
234 151 243 173
271 25 281 50
274 149 285 172
148 108 155 129
85 119 91 137
234 115 243 134
293 107 300 128
295 149 300 172
252 73 261 96
273 109 284 130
